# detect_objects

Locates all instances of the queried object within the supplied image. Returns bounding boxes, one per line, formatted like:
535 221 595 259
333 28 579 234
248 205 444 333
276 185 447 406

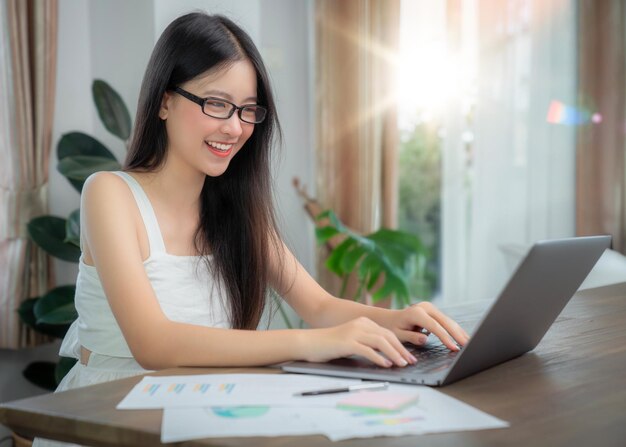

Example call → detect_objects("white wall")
50 0 156 286
49 0 94 286
259 0 316 328
1 0 315 432
153 0 260 41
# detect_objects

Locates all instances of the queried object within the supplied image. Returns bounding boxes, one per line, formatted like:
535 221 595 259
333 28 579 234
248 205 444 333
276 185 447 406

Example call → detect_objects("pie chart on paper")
211 406 270 418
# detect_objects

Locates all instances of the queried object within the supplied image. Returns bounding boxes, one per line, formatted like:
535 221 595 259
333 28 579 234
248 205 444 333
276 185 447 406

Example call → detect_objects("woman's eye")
206 100 227 109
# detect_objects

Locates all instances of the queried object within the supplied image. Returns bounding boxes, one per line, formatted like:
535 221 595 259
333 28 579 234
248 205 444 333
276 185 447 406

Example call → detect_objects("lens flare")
546 100 598 126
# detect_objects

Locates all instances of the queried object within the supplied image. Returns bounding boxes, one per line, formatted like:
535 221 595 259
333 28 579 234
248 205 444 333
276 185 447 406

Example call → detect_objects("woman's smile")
205 140 235 158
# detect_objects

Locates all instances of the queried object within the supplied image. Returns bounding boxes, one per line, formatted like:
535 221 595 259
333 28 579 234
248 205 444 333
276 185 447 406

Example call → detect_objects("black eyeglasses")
173 87 267 124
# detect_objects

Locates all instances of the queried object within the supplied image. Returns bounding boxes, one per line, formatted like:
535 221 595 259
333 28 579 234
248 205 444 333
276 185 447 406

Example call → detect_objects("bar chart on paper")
116 374 361 409
142 381 236 397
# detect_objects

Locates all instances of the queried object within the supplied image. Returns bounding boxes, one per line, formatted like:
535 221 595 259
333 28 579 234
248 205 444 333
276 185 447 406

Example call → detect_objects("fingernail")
385 359 393 367
410 354 417 362
399 359 408 367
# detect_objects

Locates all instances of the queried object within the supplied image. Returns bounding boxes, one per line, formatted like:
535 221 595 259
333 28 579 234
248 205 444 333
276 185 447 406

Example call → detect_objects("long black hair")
125 12 282 330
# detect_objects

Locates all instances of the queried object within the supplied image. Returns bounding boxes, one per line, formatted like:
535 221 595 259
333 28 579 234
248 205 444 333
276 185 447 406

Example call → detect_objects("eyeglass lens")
203 99 266 123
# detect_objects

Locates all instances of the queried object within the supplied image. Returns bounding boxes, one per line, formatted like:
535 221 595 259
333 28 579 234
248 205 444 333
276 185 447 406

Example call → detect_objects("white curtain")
0 0 58 348
442 0 577 304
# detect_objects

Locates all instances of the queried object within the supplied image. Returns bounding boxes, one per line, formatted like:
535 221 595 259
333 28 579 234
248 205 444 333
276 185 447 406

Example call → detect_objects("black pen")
294 381 389 396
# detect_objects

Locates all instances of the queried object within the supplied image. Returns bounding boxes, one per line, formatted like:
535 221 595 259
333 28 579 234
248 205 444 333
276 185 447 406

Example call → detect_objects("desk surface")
1 283 626 447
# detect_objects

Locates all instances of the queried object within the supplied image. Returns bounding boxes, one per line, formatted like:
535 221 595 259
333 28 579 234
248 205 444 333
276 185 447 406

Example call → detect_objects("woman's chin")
203 163 230 178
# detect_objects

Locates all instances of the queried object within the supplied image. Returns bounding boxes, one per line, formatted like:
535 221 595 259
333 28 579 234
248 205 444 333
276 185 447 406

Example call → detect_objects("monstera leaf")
315 210 430 306
21 78 130 390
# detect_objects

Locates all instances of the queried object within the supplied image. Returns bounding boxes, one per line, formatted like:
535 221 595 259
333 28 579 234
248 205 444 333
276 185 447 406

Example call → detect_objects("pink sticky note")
337 391 419 413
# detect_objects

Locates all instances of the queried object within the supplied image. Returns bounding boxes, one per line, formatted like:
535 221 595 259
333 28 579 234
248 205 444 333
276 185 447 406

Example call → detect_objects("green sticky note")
336 391 419 414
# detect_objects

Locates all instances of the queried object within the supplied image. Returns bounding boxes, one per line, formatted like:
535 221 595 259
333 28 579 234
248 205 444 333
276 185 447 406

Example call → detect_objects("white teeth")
205 141 233 152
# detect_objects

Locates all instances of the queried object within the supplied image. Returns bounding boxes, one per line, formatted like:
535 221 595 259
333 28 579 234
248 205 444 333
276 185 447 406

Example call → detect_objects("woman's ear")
159 91 172 120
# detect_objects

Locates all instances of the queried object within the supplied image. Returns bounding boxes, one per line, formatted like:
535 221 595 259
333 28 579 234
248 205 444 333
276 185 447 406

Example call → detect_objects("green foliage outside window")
397 122 442 300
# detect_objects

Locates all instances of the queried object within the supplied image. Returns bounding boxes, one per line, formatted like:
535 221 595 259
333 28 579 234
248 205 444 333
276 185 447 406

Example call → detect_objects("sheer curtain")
315 0 400 298
442 0 578 304
0 0 58 348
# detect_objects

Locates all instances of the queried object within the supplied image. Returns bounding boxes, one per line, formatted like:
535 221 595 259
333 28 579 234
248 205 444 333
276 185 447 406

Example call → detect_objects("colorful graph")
193 383 210 393
211 406 270 418
167 383 186 394
218 383 236 394
364 416 423 426
140 382 235 397
143 384 160 396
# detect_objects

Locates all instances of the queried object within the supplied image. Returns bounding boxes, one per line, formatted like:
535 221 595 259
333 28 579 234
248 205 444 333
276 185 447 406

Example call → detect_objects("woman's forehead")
189 60 257 98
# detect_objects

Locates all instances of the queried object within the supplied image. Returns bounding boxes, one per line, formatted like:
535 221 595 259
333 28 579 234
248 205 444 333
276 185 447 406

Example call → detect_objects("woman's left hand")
388 302 470 352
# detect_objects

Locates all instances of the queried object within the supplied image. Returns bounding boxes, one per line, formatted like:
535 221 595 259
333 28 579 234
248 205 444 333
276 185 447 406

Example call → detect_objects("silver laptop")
282 235 611 386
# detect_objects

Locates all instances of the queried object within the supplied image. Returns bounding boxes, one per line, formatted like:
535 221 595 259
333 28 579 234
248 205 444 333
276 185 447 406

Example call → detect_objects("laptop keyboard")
403 344 459 373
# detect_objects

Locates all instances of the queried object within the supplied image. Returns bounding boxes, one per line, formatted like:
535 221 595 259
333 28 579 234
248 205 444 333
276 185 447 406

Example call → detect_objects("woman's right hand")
301 317 418 368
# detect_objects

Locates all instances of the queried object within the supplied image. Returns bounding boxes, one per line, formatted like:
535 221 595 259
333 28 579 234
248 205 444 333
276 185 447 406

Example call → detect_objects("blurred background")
1 0 625 438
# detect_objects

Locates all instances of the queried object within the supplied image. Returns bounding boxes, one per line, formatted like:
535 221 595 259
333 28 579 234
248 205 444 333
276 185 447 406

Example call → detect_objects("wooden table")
1 283 625 447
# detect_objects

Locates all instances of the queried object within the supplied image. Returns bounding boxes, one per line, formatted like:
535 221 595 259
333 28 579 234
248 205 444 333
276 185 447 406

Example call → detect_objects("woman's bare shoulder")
83 170 126 190
81 171 136 209
80 171 144 263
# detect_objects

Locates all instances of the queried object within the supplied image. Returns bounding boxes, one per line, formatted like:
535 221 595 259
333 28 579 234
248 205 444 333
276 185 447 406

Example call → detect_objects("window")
396 0 577 304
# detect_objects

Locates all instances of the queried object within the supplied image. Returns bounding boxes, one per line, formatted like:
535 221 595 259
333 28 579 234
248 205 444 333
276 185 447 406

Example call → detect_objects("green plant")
18 80 129 390
397 122 442 296
315 210 433 308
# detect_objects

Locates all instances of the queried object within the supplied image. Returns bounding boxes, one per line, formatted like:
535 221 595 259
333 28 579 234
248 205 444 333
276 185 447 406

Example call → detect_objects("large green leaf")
33 285 77 325
17 297 38 328
358 253 380 282
340 244 368 274
325 238 356 275
375 242 415 274
369 228 423 253
362 251 409 304
373 272 410 305
55 357 78 385
92 79 132 140
17 298 71 338
57 132 117 160
27 216 81 262
57 132 118 192
23 361 57 390
316 208 431 305
57 155 121 191
315 226 340 245
316 210 348 234
65 209 80 248
366 267 383 290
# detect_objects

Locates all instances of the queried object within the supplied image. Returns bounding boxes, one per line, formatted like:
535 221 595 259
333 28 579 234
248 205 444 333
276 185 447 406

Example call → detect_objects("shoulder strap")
111 171 166 255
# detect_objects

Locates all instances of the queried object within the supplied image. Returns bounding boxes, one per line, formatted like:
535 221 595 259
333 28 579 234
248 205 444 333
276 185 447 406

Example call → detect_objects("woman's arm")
82 173 415 370
270 240 470 351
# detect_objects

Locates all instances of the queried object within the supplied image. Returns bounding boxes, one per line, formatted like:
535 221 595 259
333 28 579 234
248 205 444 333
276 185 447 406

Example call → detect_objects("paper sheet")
156 380 508 443
117 374 367 409
322 385 509 441
116 373 508 442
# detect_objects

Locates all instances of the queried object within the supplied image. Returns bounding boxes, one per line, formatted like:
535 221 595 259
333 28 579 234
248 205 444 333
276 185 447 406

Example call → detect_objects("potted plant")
17 80 130 390
292 178 434 311
314 209 433 307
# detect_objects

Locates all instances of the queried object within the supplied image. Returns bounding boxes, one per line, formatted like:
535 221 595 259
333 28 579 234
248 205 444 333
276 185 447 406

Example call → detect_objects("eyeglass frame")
172 86 267 124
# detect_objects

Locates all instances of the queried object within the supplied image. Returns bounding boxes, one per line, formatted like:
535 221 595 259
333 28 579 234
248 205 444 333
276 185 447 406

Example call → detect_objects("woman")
35 11 468 447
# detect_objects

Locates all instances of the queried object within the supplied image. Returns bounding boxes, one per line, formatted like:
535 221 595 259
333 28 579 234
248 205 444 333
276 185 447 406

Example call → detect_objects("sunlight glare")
395 0 476 131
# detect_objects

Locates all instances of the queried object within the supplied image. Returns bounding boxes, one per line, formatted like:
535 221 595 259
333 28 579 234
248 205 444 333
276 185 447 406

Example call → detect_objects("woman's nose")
220 113 243 137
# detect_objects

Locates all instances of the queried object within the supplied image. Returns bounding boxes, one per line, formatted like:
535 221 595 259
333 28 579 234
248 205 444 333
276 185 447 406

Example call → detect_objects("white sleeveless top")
32 171 233 447
59 171 230 360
